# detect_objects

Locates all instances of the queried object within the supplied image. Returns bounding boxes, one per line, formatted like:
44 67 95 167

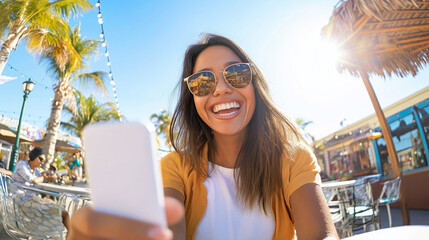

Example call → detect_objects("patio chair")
337 182 380 237
58 193 91 217
0 173 67 239
377 177 401 228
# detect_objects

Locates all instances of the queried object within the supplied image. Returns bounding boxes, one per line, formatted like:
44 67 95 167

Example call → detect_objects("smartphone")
82 121 166 227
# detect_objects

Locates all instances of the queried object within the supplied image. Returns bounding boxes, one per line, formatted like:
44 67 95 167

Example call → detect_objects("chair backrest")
379 177 401 202
59 193 88 217
322 187 337 203
337 182 375 219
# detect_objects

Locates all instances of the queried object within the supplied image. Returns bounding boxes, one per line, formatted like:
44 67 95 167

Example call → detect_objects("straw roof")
322 0 429 77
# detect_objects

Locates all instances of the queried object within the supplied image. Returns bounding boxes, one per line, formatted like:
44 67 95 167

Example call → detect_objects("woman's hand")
67 196 185 240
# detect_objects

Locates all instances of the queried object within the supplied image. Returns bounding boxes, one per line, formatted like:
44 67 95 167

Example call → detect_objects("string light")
5 63 50 90
95 0 122 121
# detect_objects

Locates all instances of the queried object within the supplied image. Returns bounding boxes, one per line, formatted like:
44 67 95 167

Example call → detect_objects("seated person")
10 147 70 230
42 164 61 183
10 147 46 194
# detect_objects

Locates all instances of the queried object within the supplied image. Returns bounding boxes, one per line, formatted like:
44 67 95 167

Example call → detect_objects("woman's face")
34 154 45 168
193 45 255 137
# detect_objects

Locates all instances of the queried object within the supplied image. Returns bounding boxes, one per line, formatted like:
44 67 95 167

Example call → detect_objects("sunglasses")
38 157 45 162
184 62 254 97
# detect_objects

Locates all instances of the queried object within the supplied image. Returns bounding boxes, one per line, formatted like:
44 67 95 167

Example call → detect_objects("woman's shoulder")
160 151 190 170
284 139 314 162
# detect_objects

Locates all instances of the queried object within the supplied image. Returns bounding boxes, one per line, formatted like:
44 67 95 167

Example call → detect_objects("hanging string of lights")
95 0 123 121
5 63 50 90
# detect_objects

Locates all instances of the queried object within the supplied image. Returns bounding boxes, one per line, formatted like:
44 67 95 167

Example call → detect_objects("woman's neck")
213 131 245 168
28 161 36 170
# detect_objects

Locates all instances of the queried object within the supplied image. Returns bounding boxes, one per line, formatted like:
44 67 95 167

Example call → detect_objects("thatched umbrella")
321 0 429 225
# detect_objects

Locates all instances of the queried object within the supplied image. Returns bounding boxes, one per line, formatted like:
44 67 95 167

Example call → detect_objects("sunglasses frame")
184 62 254 97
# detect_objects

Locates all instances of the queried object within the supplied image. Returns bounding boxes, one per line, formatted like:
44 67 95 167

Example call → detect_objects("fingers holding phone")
68 196 184 240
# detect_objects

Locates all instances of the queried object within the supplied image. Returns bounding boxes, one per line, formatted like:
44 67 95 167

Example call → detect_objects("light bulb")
112 87 116 91
95 3 100 7
97 13 102 18
104 52 109 57
108 73 113 78
106 61 111 66
101 42 107 47
99 33 104 38
98 18 103 24
110 80 115 85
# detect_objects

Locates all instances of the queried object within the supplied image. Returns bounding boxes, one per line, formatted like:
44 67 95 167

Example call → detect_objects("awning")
29 139 81 153
0 123 33 144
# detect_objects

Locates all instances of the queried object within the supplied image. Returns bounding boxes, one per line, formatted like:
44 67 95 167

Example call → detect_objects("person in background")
67 34 338 240
70 152 83 182
43 164 61 183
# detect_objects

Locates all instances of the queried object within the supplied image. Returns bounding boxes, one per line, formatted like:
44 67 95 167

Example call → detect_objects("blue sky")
0 0 428 141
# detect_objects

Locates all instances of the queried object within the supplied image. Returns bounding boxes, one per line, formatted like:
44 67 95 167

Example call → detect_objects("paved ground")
0 206 428 239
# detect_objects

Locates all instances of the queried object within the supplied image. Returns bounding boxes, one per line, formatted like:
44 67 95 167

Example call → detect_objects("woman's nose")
213 73 232 96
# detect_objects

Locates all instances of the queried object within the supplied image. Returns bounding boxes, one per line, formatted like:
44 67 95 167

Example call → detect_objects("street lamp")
9 78 35 172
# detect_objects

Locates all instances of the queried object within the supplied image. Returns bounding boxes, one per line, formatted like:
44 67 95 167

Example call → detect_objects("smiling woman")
68 34 339 240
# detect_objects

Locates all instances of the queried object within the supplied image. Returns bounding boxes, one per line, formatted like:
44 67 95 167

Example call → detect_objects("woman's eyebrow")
196 61 241 72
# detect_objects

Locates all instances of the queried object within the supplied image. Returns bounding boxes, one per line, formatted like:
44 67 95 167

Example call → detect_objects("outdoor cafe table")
344 225 429 240
38 183 91 196
21 183 90 197
321 180 356 189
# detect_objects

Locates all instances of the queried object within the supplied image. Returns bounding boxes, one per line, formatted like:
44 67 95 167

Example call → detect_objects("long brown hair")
170 34 306 212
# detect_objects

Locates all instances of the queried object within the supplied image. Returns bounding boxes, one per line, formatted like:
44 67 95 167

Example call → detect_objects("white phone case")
82 121 166 227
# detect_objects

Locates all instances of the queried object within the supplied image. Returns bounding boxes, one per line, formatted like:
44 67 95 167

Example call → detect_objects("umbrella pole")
359 70 410 225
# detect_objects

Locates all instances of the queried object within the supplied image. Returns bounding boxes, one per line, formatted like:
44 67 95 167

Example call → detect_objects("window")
376 112 427 176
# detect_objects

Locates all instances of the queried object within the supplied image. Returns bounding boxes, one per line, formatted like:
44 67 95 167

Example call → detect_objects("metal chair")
377 177 401 228
337 182 380 237
0 173 66 239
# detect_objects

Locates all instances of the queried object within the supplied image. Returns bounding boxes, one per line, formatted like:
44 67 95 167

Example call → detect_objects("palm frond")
71 71 108 96
23 0 92 25
61 90 120 138
0 1 12 41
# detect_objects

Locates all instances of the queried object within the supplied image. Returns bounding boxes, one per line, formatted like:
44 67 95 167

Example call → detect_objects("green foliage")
0 0 93 73
61 90 120 139
151 110 173 150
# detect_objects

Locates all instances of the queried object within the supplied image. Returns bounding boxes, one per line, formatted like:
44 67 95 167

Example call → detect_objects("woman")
68 34 337 240
11 147 46 193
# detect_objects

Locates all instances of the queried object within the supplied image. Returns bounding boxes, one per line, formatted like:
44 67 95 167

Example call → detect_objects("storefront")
315 86 429 179
314 87 429 209
373 98 429 177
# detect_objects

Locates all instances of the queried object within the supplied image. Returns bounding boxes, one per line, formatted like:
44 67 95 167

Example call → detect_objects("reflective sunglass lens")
187 72 216 96
224 64 252 88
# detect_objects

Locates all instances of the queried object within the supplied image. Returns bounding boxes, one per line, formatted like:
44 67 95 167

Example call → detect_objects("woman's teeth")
213 102 240 116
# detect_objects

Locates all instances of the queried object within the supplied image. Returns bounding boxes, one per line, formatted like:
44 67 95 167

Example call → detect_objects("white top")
194 163 275 240
10 160 42 194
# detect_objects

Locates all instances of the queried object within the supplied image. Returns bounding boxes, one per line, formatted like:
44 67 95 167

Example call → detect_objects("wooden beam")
391 10 429 14
358 70 410 226
367 39 429 54
366 17 429 27
397 35 429 44
339 15 371 46
410 43 429 54
359 24 429 34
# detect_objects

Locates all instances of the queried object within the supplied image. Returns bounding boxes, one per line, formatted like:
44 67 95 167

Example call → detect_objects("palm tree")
61 90 120 140
40 24 108 166
150 110 173 150
0 0 92 76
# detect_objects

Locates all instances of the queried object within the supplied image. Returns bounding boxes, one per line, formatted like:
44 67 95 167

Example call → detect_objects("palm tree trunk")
0 22 27 76
42 87 66 169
